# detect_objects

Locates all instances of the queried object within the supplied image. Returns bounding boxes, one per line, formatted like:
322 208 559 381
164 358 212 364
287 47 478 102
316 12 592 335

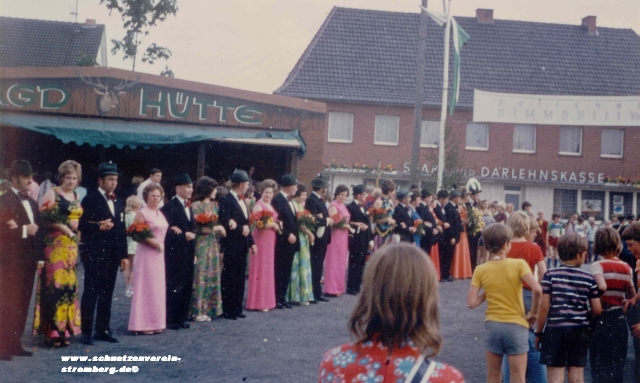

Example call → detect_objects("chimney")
582 16 597 35
85 19 96 26
476 9 494 23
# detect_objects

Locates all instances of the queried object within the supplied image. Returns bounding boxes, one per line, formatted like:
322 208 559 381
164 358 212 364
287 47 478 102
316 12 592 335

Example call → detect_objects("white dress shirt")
281 191 295 214
99 187 116 216
175 195 191 221
230 190 247 218
12 187 34 238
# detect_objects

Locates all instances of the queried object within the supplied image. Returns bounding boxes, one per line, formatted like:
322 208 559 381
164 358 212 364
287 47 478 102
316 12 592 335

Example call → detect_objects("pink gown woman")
128 207 168 332
323 200 351 295
246 199 277 310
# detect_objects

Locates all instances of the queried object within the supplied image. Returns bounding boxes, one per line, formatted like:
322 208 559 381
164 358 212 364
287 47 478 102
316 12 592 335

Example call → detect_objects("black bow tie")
18 191 30 200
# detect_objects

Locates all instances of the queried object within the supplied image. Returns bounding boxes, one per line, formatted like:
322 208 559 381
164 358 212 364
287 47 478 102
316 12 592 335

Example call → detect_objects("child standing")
589 228 634 383
586 217 596 262
574 216 586 238
534 234 602 383
124 196 142 297
467 224 542 383
546 214 563 269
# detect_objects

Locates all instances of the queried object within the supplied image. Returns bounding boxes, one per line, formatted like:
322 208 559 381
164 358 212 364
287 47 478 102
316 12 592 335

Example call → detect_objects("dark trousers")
165 251 195 325
626 303 640 383
468 234 480 271
347 248 367 294
221 249 247 316
589 308 628 383
80 260 119 336
0 261 37 354
310 242 328 300
275 241 296 304
439 240 456 279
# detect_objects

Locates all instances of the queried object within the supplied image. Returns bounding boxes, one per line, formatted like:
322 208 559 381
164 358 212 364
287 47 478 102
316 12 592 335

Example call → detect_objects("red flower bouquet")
413 219 425 236
40 201 69 225
126 221 154 242
194 212 219 229
330 214 347 230
297 209 316 231
250 210 281 233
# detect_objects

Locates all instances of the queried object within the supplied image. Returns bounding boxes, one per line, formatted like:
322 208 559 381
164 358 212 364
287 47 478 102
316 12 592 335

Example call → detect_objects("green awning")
0 113 307 158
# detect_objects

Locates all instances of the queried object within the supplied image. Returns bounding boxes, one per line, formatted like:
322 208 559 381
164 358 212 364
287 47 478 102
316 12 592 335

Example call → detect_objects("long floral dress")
189 200 223 318
33 187 82 342
373 196 394 249
286 199 314 304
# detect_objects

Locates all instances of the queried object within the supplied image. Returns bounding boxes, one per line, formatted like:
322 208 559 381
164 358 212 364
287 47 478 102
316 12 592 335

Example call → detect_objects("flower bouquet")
194 212 219 229
297 209 316 231
330 214 348 230
368 207 390 222
40 201 69 225
250 210 281 233
413 219 425 236
467 206 485 236
126 221 154 243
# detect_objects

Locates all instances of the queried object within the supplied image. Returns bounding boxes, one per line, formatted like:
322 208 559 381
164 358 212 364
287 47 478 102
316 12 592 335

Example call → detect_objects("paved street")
1 265 636 382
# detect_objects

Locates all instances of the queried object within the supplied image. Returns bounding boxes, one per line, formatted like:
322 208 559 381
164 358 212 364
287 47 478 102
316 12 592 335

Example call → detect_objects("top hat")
230 170 251 183
352 184 366 196
396 188 413 200
421 189 432 198
174 173 193 186
449 189 462 198
311 176 329 190
97 161 119 177
8 160 34 177
436 190 449 199
460 188 469 198
280 174 298 187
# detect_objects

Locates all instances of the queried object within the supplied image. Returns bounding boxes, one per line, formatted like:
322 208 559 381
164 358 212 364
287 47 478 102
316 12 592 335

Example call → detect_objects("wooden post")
410 0 429 187
197 142 206 179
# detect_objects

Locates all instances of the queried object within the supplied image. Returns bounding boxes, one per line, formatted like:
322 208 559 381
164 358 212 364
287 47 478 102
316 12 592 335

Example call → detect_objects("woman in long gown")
128 183 168 334
451 190 472 279
190 177 226 321
287 183 315 305
34 160 83 348
371 179 396 249
323 185 351 296
409 193 422 246
429 199 442 281
246 179 279 311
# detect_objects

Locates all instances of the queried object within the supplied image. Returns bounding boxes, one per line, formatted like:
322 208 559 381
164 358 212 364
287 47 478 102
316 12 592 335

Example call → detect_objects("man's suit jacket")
0 191 43 266
271 193 300 253
78 190 127 265
218 193 254 254
416 202 437 250
392 204 414 243
161 197 196 258
305 192 331 246
346 201 371 253
443 202 462 243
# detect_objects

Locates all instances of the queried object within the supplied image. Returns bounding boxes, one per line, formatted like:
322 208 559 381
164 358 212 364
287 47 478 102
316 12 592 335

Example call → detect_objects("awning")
0 113 307 158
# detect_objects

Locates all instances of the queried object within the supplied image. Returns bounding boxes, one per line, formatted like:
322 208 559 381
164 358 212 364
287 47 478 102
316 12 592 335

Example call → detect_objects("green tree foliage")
160 65 175 77
76 51 99 67
100 0 178 71
423 123 466 192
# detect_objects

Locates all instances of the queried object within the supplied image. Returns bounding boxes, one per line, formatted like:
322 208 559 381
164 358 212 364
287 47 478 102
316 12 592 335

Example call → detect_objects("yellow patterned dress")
33 188 82 343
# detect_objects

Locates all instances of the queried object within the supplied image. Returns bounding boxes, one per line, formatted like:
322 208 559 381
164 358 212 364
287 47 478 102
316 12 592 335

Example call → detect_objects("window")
513 124 536 153
374 115 399 146
466 122 489 150
559 126 582 155
553 189 578 218
504 185 521 209
327 112 353 143
601 129 623 158
609 192 633 218
581 190 604 221
420 120 439 147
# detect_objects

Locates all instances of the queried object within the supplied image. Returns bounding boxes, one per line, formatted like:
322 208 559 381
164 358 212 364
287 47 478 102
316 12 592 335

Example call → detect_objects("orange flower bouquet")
413 219 426 236
126 221 154 242
40 200 69 225
297 209 316 231
250 210 281 233
194 212 219 229
330 214 347 230
368 207 390 222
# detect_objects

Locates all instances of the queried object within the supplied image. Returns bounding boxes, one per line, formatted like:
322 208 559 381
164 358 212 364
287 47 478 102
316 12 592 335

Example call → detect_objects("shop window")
513 124 536 153
553 189 577 218
374 115 399 146
580 190 604 221
327 112 353 143
559 126 582 155
609 192 633 219
466 122 489 150
420 120 439 148
504 185 521 209
601 129 623 158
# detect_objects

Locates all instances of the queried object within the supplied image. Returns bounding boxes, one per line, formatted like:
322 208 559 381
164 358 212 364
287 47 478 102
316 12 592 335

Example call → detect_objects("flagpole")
436 0 452 191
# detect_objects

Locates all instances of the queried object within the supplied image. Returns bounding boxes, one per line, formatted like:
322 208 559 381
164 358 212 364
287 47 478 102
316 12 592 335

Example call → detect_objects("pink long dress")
128 207 168 332
323 201 351 295
246 200 277 310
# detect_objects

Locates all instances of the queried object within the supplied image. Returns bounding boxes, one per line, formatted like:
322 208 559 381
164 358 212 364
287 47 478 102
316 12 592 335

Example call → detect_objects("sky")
1 0 639 94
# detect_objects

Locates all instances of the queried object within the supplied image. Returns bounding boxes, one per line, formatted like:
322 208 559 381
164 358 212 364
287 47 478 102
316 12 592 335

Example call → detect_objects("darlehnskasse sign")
473 90 640 126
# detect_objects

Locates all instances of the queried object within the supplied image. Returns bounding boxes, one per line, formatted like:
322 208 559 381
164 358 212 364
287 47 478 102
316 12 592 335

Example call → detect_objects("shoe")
261 309 269 312
79 334 94 345
194 315 207 322
0 355 11 361
300 301 309 306
236 313 246 318
179 322 190 329
166 324 181 330
283 303 293 309
290 301 300 306
309 300 318 304
222 313 237 320
445 277 454 282
93 331 119 343
346 291 358 296
317 297 329 302
10 349 32 357
275 303 284 309
324 294 339 297
125 288 133 298
141 331 154 335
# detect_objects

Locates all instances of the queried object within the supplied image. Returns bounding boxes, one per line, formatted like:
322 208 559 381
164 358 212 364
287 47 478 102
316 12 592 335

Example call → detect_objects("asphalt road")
0 265 636 382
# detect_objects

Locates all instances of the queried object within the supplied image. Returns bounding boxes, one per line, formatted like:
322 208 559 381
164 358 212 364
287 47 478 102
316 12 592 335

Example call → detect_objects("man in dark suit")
161 173 196 330
466 187 482 271
0 160 42 360
416 189 439 255
440 189 462 282
306 177 333 303
219 170 256 320
345 185 373 295
393 188 417 243
78 162 128 345
271 174 299 309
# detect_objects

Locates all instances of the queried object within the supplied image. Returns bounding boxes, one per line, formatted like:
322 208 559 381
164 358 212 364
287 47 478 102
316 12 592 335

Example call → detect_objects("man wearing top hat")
161 173 196 330
345 185 373 295
79 162 128 344
306 176 333 303
393 188 417 243
271 174 300 309
218 170 256 320
0 160 43 360
440 189 462 282
416 189 439 256
466 186 482 271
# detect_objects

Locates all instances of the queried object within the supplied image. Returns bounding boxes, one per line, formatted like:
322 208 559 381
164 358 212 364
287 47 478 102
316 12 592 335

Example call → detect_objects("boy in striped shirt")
534 233 602 383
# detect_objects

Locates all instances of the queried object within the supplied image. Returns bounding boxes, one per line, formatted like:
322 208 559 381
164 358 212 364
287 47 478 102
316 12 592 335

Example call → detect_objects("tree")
160 65 175 77
100 0 178 71
423 123 466 192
